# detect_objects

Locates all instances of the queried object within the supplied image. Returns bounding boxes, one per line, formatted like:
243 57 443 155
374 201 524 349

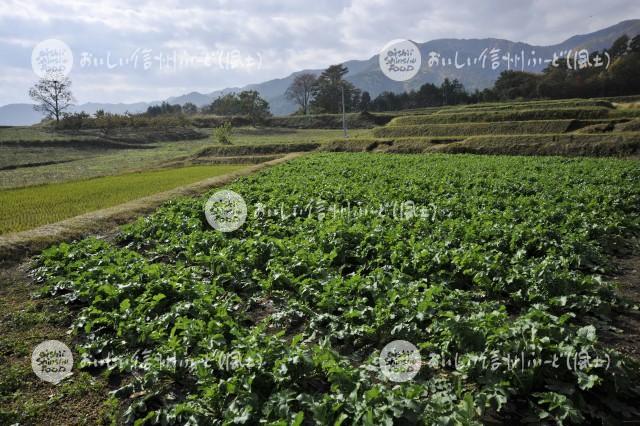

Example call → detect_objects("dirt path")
0 264 117 424
602 253 640 359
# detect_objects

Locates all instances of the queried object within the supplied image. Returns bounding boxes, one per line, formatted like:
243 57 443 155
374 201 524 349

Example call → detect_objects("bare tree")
29 74 73 123
285 73 317 115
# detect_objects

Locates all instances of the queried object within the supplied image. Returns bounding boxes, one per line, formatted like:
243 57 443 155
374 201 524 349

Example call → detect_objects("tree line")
486 34 640 101
367 34 640 110
282 34 640 113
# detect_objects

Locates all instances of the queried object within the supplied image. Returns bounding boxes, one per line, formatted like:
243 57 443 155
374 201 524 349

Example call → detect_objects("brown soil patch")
601 253 640 359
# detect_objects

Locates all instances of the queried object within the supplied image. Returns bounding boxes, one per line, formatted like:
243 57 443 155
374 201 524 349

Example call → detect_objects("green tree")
183 102 198 115
238 90 271 125
608 50 640 95
205 91 270 125
493 71 540 100
146 102 182 116
359 91 371 111
310 64 361 114
609 34 630 58
441 78 467 105
415 83 441 107
206 93 243 115
630 35 640 53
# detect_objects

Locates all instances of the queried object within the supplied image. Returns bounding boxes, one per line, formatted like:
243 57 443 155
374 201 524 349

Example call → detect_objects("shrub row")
54 114 191 130
265 112 396 129
189 115 253 128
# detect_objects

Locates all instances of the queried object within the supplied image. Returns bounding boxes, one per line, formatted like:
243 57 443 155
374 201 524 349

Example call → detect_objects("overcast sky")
1 0 638 105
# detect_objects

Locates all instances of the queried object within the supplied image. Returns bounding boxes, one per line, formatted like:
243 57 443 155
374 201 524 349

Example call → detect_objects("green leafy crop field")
0 165 244 234
33 153 640 424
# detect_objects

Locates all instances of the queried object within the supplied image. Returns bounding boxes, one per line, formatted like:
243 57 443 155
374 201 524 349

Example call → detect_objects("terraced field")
0 128 369 190
344 100 640 156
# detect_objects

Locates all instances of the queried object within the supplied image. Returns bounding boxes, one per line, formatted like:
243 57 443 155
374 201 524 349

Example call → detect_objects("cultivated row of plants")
35 153 640 424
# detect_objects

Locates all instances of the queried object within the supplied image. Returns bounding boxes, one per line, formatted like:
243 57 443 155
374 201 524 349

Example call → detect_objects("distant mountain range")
2 19 639 126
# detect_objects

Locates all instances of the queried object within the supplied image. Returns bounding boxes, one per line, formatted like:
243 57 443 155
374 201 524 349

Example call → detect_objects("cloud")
0 0 637 104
